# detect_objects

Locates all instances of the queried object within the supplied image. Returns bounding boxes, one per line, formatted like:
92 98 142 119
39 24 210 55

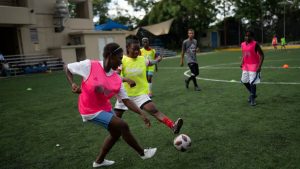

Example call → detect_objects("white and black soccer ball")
173 134 191 151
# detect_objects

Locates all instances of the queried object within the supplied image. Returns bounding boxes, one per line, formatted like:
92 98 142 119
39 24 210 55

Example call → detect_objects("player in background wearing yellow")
115 39 183 134
281 37 287 50
140 37 159 98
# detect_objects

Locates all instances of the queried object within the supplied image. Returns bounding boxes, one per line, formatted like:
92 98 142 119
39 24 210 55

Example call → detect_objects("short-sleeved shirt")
182 39 197 64
140 47 156 72
281 38 286 45
67 59 129 121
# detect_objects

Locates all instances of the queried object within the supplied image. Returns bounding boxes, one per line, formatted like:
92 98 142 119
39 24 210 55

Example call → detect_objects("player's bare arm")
64 64 81 94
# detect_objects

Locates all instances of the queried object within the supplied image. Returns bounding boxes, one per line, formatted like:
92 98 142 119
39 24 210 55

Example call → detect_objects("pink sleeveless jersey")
78 60 122 115
241 40 260 71
272 37 277 45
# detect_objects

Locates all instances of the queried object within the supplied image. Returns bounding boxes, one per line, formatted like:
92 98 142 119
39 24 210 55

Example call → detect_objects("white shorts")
241 71 261 84
114 94 152 110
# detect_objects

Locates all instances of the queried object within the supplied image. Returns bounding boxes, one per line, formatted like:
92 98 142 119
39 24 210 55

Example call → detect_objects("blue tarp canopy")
95 20 128 31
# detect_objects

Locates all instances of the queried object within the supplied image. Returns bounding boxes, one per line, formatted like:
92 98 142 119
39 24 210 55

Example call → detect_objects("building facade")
0 0 126 63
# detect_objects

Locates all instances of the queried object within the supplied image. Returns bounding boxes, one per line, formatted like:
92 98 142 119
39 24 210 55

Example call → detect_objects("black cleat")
194 86 201 91
248 95 257 103
249 95 257 106
185 79 189 89
173 118 183 134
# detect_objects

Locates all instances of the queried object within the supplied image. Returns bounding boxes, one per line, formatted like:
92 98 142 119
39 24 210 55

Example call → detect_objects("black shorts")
188 62 199 76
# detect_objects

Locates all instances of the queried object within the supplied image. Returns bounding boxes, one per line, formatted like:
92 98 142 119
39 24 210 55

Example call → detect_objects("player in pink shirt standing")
65 43 156 168
240 31 265 106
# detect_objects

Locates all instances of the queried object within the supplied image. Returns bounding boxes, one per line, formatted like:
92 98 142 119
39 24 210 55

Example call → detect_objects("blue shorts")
147 71 154 76
90 111 115 129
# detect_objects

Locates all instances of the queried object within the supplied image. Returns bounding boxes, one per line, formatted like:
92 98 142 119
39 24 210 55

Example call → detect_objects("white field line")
183 70 300 85
160 66 300 69
159 58 300 85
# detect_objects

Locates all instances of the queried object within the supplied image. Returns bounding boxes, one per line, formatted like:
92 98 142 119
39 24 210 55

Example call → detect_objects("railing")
3 54 64 76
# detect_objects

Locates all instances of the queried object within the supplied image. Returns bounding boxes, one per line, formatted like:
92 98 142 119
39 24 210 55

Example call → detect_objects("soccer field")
1 49 300 169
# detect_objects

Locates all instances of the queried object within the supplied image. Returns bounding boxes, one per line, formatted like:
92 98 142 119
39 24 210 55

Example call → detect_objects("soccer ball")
173 134 192 151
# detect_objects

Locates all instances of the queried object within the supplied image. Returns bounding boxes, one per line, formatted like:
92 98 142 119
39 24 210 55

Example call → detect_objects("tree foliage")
135 0 217 48
234 0 300 42
90 0 300 47
127 0 158 13
92 0 111 24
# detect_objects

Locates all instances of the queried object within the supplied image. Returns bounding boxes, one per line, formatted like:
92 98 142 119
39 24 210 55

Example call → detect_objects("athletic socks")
162 117 174 129
250 84 256 96
243 83 251 93
191 75 199 88
148 83 152 93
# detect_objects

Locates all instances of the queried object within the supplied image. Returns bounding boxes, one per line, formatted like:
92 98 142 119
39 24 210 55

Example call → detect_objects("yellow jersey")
121 55 148 96
140 47 156 72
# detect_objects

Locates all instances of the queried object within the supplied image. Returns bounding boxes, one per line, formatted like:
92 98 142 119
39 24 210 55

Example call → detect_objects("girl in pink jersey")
65 43 156 168
272 35 278 50
240 31 265 106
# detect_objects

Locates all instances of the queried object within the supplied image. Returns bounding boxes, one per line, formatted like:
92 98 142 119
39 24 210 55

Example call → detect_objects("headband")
111 46 122 55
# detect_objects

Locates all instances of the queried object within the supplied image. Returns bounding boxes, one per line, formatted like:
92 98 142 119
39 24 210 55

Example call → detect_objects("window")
68 1 89 19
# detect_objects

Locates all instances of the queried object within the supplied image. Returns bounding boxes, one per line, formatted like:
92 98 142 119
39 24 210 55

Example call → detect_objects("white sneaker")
93 159 115 168
140 148 157 160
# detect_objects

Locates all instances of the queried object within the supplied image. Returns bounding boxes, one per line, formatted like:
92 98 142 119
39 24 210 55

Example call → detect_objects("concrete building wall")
199 30 220 48
0 0 97 57
66 31 127 63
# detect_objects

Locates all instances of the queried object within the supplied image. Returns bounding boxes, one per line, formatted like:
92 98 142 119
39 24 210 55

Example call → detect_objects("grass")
0 49 300 169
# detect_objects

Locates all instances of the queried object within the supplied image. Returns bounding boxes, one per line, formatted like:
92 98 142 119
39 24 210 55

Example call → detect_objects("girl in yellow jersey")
140 37 159 97
114 39 183 134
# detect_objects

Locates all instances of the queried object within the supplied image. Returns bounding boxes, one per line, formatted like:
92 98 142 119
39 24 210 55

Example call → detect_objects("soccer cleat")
194 86 201 91
248 95 257 103
140 148 157 160
93 159 115 168
185 79 189 89
249 95 257 106
173 118 183 134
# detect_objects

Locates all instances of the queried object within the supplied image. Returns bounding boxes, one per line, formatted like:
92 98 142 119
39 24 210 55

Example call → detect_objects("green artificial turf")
1 49 299 169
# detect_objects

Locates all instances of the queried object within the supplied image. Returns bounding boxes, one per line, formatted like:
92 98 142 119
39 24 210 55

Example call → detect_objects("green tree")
127 0 158 13
137 0 216 48
234 0 300 43
214 0 235 46
92 0 111 24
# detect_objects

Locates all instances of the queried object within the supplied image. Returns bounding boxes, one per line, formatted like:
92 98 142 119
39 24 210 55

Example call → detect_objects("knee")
119 120 130 132
149 108 159 116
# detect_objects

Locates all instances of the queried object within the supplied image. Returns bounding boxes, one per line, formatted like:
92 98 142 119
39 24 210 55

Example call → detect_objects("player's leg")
114 99 128 118
93 114 155 167
189 63 201 91
250 84 256 104
141 99 183 134
241 71 253 103
147 71 154 97
114 109 125 118
90 112 119 167
110 116 144 154
249 72 260 106
185 63 192 89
